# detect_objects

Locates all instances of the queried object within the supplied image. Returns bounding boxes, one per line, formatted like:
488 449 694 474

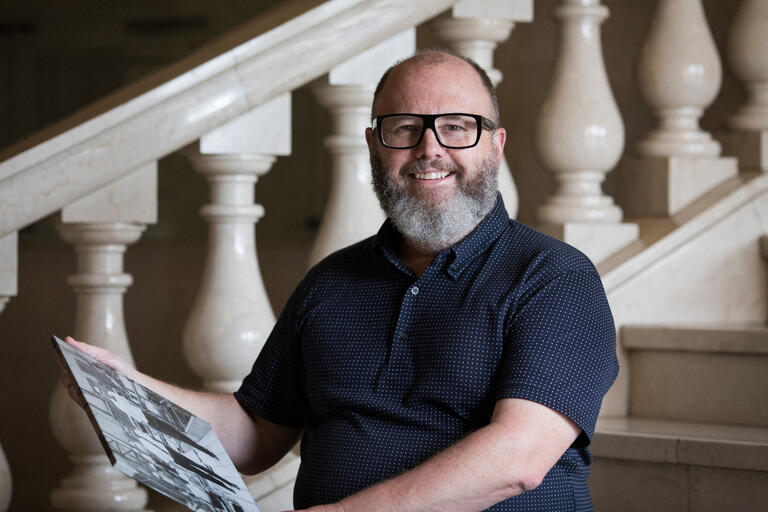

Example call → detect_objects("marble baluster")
52 224 148 512
534 0 637 264
719 0 768 172
308 30 414 267
309 84 383 267
50 163 156 512
183 152 276 391
636 0 721 158
619 0 737 216
184 95 296 509
432 0 534 219
0 232 17 512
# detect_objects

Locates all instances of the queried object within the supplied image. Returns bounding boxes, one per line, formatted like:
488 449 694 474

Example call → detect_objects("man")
65 50 618 511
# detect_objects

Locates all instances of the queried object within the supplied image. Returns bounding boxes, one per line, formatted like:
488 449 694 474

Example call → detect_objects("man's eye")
394 124 419 132
440 124 469 134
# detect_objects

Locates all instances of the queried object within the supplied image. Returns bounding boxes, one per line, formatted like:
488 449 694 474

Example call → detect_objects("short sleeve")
234 285 309 428
497 266 618 444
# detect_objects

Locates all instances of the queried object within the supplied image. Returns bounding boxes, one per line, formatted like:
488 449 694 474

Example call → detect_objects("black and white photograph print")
52 335 260 512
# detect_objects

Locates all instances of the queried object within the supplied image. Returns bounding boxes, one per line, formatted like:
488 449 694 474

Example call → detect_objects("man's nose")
415 126 445 159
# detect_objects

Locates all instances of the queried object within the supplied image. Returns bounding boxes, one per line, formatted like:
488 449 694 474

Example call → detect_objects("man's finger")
63 335 132 376
64 336 96 355
65 336 113 364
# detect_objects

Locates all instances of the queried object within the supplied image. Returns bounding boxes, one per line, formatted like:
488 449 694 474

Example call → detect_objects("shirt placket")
378 254 445 393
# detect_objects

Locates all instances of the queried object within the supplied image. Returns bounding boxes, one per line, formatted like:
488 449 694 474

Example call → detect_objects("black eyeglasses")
372 113 497 149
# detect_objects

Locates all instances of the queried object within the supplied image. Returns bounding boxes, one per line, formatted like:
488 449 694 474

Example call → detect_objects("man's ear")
493 127 507 163
365 127 373 149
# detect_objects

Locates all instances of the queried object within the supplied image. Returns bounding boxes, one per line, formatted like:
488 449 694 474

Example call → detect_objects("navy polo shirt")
235 195 618 511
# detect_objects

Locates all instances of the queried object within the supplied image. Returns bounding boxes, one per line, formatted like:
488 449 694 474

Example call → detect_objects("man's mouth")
412 171 452 180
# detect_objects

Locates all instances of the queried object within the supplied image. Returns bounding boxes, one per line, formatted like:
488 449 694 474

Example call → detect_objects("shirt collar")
373 218 410 274
445 193 508 279
374 193 509 279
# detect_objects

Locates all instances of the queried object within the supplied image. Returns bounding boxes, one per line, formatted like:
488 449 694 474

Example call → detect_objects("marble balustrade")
1 0 766 510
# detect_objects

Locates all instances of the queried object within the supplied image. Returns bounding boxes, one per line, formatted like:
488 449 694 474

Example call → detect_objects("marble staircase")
590 317 768 510
590 309 768 510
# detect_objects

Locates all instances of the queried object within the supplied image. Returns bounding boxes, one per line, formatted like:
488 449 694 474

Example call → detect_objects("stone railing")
1 0 767 510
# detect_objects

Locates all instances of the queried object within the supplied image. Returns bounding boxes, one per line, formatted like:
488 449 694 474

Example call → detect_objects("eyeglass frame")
371 113 498 150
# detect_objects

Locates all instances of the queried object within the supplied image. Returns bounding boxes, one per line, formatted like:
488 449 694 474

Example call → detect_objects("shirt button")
411 286 419 295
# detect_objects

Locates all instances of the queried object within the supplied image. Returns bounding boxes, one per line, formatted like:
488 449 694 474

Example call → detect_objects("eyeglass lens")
380 114 479 148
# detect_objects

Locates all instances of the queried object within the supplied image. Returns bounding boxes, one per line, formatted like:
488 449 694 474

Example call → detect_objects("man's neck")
398 228 470 276
395 204 495 276
398 239 439 277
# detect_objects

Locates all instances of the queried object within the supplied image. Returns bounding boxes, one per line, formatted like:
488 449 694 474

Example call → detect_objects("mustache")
400 159 463 177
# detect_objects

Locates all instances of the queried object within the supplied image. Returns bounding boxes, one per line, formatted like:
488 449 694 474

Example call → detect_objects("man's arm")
300 397 580 512
61 337 301 474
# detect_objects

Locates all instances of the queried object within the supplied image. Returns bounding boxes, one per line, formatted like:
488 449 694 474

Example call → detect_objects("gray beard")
371 151 499 254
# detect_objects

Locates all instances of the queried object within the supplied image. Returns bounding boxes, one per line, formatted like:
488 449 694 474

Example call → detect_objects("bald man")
67 51 618 512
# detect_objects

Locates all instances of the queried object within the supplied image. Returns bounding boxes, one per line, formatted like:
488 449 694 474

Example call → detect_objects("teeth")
413 171 450 180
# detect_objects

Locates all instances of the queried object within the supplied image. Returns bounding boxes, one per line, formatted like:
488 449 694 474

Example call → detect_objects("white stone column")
636 0 722 158
184 95 297 510
431 0 534 219
184 152 277 392
619 0 737 217
50 163 156 511
534 0 637 264
719 0 768 173
308 30 414 267
0 232 16 512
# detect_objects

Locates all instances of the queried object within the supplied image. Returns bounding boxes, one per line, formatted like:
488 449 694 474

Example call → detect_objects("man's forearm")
335 423 531 512
304 398 580 512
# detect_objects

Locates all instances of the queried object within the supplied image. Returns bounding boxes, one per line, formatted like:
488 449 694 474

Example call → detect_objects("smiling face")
366 52 507 253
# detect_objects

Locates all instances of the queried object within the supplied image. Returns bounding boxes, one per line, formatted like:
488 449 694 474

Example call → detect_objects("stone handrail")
0 0 458 238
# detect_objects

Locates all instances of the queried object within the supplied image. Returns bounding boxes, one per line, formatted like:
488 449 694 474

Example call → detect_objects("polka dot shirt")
235 195 618 511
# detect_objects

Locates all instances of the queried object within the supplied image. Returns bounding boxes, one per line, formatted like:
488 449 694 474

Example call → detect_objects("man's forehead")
374 56 493 117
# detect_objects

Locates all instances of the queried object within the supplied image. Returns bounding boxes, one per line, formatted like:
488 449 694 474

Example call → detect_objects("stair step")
622 324 768 427
593 417 768 471
622 323 768 354
590 418 768 512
